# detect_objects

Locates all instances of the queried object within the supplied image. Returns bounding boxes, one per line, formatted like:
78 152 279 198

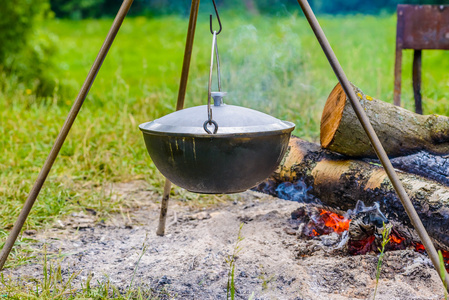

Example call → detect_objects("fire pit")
287 201 449 272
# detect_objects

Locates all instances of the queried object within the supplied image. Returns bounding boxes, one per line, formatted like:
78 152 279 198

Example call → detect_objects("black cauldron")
139 102 294 194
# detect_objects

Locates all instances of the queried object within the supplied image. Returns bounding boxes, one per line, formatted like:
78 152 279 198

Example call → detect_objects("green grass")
1 12 449 269
226 223 244 300
373 223 392 300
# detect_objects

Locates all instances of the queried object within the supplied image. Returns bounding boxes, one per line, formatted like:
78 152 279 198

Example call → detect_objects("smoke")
185 12 323 139
274 180 320 204
345 200 388 226
217 16 308 119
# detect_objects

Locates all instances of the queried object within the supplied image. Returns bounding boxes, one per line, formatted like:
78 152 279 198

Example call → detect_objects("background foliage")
3 0 449 97
0 0 61 97
48 0 449 19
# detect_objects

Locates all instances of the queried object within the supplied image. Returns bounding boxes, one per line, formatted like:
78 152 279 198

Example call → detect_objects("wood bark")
254 136 449 251
320 83 449 158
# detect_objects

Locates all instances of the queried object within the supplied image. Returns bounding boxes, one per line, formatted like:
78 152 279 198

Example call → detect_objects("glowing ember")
387 229 407 251
348 236 376 255
414 243 426 252
390 232 405 244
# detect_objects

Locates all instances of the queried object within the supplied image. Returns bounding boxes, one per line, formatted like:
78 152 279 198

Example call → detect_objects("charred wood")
388 152 449 186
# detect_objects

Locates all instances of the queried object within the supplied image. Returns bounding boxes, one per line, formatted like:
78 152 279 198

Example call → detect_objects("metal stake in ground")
296 0 449 291
0 0 134 271
156 0 200 236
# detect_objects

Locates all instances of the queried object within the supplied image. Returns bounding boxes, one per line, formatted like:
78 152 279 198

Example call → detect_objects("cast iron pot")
139 103 295 194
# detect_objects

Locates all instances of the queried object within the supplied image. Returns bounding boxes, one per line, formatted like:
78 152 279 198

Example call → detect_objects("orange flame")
319 209 350 233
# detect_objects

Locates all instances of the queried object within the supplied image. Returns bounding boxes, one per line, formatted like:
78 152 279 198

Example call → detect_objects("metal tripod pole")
296 0 449 291
0 0 134 270
156 0 201 236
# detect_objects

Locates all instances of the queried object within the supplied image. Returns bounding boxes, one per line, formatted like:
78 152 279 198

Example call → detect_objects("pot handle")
204 30 220 134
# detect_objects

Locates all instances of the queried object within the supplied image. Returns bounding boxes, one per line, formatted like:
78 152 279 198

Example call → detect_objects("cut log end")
320 82 449 158
320 83 346 148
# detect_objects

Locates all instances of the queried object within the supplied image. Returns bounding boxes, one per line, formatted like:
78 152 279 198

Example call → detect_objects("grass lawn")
1 12 448 270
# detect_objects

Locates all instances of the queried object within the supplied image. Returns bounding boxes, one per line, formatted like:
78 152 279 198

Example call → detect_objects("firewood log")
320 83 449 158
254 136 449 251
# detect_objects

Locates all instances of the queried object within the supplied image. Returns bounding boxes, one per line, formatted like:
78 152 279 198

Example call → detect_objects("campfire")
289 201 449 272
253 103 449 286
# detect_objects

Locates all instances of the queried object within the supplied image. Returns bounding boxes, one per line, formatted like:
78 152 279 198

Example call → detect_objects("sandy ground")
1 181 446 299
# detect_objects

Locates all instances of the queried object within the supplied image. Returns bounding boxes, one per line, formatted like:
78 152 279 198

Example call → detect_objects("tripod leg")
0 0 134 271
156 180 172 236
156 0 200 236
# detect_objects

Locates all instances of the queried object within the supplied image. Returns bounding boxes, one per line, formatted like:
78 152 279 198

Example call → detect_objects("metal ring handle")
203 120 218 134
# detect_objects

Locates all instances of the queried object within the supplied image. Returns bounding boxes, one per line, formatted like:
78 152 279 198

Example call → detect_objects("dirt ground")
2 181 446 299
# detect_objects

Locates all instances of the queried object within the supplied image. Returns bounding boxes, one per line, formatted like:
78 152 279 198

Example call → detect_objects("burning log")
320 83 449 158
254 136 449 251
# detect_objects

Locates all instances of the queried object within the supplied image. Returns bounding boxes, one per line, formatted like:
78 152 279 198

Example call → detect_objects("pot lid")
139 104 295 136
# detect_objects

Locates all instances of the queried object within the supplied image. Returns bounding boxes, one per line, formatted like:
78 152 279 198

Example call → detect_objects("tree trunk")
320 83 449 158
254 136 449 251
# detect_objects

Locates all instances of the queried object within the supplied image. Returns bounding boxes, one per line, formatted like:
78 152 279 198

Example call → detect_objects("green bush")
0 0 61 97
49 0 191 19
50 0 105 19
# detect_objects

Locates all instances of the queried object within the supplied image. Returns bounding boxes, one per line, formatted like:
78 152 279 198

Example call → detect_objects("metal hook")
210 0 222 35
